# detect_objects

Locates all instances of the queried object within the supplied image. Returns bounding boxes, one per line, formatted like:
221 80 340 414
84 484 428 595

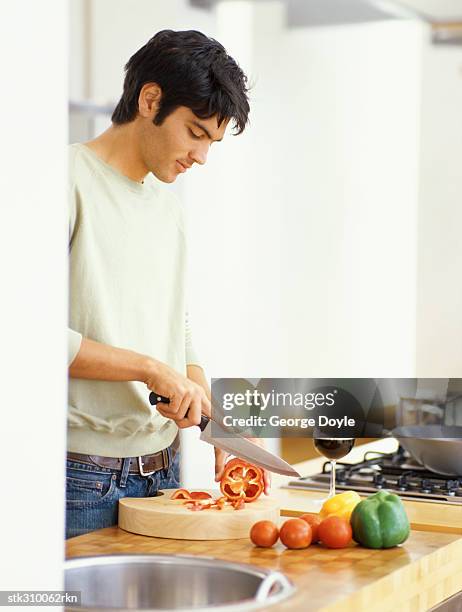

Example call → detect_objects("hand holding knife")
149 392 300 477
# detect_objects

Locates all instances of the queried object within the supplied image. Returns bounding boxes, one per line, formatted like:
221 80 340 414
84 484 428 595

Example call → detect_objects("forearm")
69 337 153 382
69 340 211 429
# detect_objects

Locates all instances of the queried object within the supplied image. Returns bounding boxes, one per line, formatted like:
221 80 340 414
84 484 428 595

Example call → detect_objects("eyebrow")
191 120 223 143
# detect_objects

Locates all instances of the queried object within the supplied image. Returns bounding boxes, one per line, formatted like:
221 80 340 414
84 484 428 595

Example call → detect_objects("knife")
149 392 300 477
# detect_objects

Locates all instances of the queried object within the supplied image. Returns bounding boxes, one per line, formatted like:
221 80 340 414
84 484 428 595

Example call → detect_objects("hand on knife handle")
149 392 209 431
144 360 210 428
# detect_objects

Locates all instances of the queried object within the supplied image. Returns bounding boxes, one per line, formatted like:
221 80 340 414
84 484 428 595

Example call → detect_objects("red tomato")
299 513 322 544
279 519 312 549
318 516 352 549
250 521 279 548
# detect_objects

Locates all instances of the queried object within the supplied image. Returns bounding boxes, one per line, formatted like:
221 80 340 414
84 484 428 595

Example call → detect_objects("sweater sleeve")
185 310 201 367
68 328 83 365
68 151 83 366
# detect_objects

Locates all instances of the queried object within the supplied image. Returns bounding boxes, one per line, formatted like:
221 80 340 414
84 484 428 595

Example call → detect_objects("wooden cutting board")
118 489 280 540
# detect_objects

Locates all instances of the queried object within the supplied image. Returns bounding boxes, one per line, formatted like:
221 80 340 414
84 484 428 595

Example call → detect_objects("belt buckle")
137 456 156 477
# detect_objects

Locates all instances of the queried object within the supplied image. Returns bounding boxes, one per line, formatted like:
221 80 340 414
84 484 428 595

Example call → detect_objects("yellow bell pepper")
320 490 361 521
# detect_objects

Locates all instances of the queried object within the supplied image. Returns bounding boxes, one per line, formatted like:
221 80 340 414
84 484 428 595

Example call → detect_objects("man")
67 29 268 539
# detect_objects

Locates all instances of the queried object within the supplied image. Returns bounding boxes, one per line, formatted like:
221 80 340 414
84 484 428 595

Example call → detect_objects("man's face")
138 105 229 183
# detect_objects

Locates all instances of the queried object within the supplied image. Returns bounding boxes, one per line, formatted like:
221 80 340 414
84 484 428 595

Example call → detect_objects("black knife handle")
148 391 209 432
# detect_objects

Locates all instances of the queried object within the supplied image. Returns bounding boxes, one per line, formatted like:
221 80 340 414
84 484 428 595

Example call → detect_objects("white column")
0 0 67 594
278 20 424 378
181 3 286 488
417 41 462 376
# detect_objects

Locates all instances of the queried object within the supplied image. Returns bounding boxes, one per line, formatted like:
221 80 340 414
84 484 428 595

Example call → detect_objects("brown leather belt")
67 434 180 477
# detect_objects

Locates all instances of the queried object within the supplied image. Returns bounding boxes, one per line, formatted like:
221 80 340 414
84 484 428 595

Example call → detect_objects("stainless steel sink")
64 554 295 611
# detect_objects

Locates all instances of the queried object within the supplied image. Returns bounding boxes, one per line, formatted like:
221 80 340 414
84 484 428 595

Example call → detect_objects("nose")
190 141 209 166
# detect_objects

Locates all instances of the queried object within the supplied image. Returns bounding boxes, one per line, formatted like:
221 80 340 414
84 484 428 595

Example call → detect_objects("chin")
151 169 177 184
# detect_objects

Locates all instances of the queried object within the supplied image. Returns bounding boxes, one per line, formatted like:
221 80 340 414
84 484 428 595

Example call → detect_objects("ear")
138 83 162 119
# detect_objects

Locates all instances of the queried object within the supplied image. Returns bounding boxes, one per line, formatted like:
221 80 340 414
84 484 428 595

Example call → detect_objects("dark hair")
112 30 250 134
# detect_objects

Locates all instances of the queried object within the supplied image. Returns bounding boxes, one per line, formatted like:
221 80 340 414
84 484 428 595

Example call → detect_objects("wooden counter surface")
66 439 462 611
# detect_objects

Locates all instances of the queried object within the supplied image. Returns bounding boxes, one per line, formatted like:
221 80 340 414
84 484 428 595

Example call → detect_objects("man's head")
112 30 250 182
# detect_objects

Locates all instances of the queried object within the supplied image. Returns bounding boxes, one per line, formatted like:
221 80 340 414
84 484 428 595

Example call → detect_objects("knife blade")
200 418 301 476
148 392 300 477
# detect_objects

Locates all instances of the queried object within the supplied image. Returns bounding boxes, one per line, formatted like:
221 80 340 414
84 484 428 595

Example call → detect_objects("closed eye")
188 128 202 140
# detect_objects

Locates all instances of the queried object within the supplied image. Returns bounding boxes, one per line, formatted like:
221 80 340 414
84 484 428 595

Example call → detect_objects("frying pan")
392 425 462 476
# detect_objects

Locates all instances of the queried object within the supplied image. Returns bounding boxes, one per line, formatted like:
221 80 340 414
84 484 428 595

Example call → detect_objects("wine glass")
313 437 355 498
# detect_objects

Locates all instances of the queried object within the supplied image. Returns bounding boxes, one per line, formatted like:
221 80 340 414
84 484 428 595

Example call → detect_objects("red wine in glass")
314 438 355 497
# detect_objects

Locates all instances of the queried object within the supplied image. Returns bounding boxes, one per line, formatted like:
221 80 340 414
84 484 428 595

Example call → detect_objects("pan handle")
148 392 209 432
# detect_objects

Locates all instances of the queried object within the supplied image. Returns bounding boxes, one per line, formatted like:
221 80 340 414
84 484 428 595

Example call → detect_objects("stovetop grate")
284 447 462 505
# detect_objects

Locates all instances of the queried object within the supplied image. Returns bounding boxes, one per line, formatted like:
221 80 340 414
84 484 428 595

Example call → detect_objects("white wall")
279 19 424 378
417 42 462 376
187 1 288 379
0 0 67 594
186 10 424 382
183 8 424 482
182 1 286 486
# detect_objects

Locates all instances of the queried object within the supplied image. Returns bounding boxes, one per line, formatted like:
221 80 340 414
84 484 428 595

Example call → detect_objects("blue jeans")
65 446 180 539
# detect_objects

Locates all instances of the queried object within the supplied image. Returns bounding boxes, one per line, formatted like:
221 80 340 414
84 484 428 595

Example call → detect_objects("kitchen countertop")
66 439 462 611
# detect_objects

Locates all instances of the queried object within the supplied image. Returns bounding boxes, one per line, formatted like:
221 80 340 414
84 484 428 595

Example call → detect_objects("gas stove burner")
284 446 462 505
373 473 386 488
358 466 380 476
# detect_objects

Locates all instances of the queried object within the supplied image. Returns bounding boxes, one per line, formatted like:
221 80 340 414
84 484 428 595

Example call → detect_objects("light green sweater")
68 143 200 457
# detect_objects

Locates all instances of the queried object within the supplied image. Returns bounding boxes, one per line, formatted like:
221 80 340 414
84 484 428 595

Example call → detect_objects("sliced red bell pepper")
171 489 192 500
171 489 212 501
219 458 264 503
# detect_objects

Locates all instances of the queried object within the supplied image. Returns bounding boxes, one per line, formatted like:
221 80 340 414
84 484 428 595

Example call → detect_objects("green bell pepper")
350 491 410 549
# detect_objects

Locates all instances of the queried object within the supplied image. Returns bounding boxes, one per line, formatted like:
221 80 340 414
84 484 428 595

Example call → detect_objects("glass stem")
329 460 336 498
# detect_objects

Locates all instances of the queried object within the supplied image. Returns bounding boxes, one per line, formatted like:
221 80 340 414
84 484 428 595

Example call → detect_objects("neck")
84 123 148 183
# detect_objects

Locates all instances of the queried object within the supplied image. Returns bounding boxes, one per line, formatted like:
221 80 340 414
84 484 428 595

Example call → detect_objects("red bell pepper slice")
219 458 264 503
